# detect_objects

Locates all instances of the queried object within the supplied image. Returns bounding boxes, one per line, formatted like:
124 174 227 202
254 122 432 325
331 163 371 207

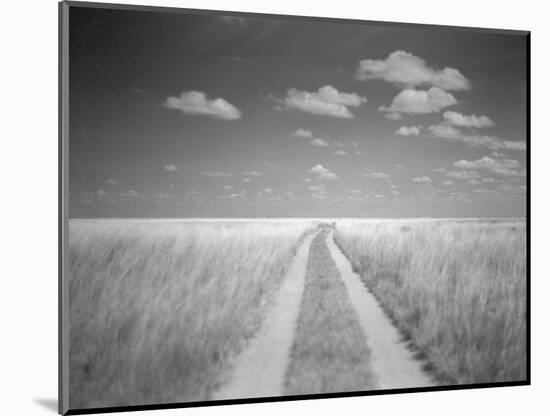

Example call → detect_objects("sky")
68 6 528 218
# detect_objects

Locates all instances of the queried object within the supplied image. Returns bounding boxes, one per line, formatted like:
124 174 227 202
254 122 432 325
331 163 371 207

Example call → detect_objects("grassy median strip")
284 229 377 395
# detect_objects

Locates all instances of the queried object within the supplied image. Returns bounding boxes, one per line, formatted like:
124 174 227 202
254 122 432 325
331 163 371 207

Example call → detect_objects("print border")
58 1 530 414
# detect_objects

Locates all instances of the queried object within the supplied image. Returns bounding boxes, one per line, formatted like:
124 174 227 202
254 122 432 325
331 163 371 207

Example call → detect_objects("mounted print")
59 1 530 414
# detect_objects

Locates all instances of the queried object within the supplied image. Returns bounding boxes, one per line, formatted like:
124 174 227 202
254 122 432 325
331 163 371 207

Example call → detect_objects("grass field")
334 219 527 384
68 219 314 408
68 217 527 408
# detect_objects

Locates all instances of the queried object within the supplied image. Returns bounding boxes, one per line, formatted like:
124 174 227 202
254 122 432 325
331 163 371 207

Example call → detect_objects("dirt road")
214 225 433 400
213 232 317 400
326 230 434 389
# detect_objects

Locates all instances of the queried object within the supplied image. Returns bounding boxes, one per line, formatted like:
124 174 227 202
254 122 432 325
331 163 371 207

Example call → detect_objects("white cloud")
412 176 432 183
385 112 403 120
278 85 366 118
105 178 117 185
443 111 495 128
501 140 527 151
429 124 526 151
258 188 281 201
364 172 390 179
304 178 312 183
454 156 525 177
309 184 325 191
380 87 457 115
220 191 247 200
446 170 481 180
120 189 139 197
242 170 263 176
311 138 329 147
224 185 234 190
97 189 107 196
395 125 421 136
309 164 338 180
463 136 526 151
454 156 518 170
164 91 242 120
291 128 313 138
333 150 348 155
291 129 331 147
242 178 251 183
428 123 463 140
356 51 470 90
164 164 179 172
441 180 454 186
201 171 233 177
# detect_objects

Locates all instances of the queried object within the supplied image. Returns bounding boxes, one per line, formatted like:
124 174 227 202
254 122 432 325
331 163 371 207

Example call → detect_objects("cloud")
105 179 117 185
164 164 179 172
412 176 432 183
277 85 366 118
385 112 403 120
164 91 242 120
441 180 454 186
333 150 348 155
120 189 139 197
201 171 233 177
220 191 247 200
304 178 312 183
364 172 390 179
242 170 263 176
428 123 463 139
97 189 107 196
460 135 526 151
454 156 526 177
309 184 325 191
429 124 526 151
356 51 470 90
379 87 457 115
445 170 481 180
311 138 329 147
291 128 332 147
454 156 518 170
501 140 527 151
309 164 338 180
395 125 421 136
224 185 234 190
242 178 251 183
291 128 313 138
443 111 495 128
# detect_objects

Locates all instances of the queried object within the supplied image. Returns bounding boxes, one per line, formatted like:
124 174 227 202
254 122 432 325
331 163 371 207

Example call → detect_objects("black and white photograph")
60 1 528 414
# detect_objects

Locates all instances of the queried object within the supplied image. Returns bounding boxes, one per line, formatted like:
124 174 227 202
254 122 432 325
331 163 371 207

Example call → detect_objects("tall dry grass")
334 219 526 384
69 219 314 409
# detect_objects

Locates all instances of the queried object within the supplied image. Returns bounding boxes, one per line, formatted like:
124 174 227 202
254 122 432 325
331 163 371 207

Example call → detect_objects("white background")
1 0 546 414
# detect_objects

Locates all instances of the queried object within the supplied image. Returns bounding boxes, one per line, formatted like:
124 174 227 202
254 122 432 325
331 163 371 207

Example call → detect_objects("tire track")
213 231 317 400
326 230 434 389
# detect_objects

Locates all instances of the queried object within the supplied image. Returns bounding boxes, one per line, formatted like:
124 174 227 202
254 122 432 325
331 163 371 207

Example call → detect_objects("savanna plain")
68 218 527 409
